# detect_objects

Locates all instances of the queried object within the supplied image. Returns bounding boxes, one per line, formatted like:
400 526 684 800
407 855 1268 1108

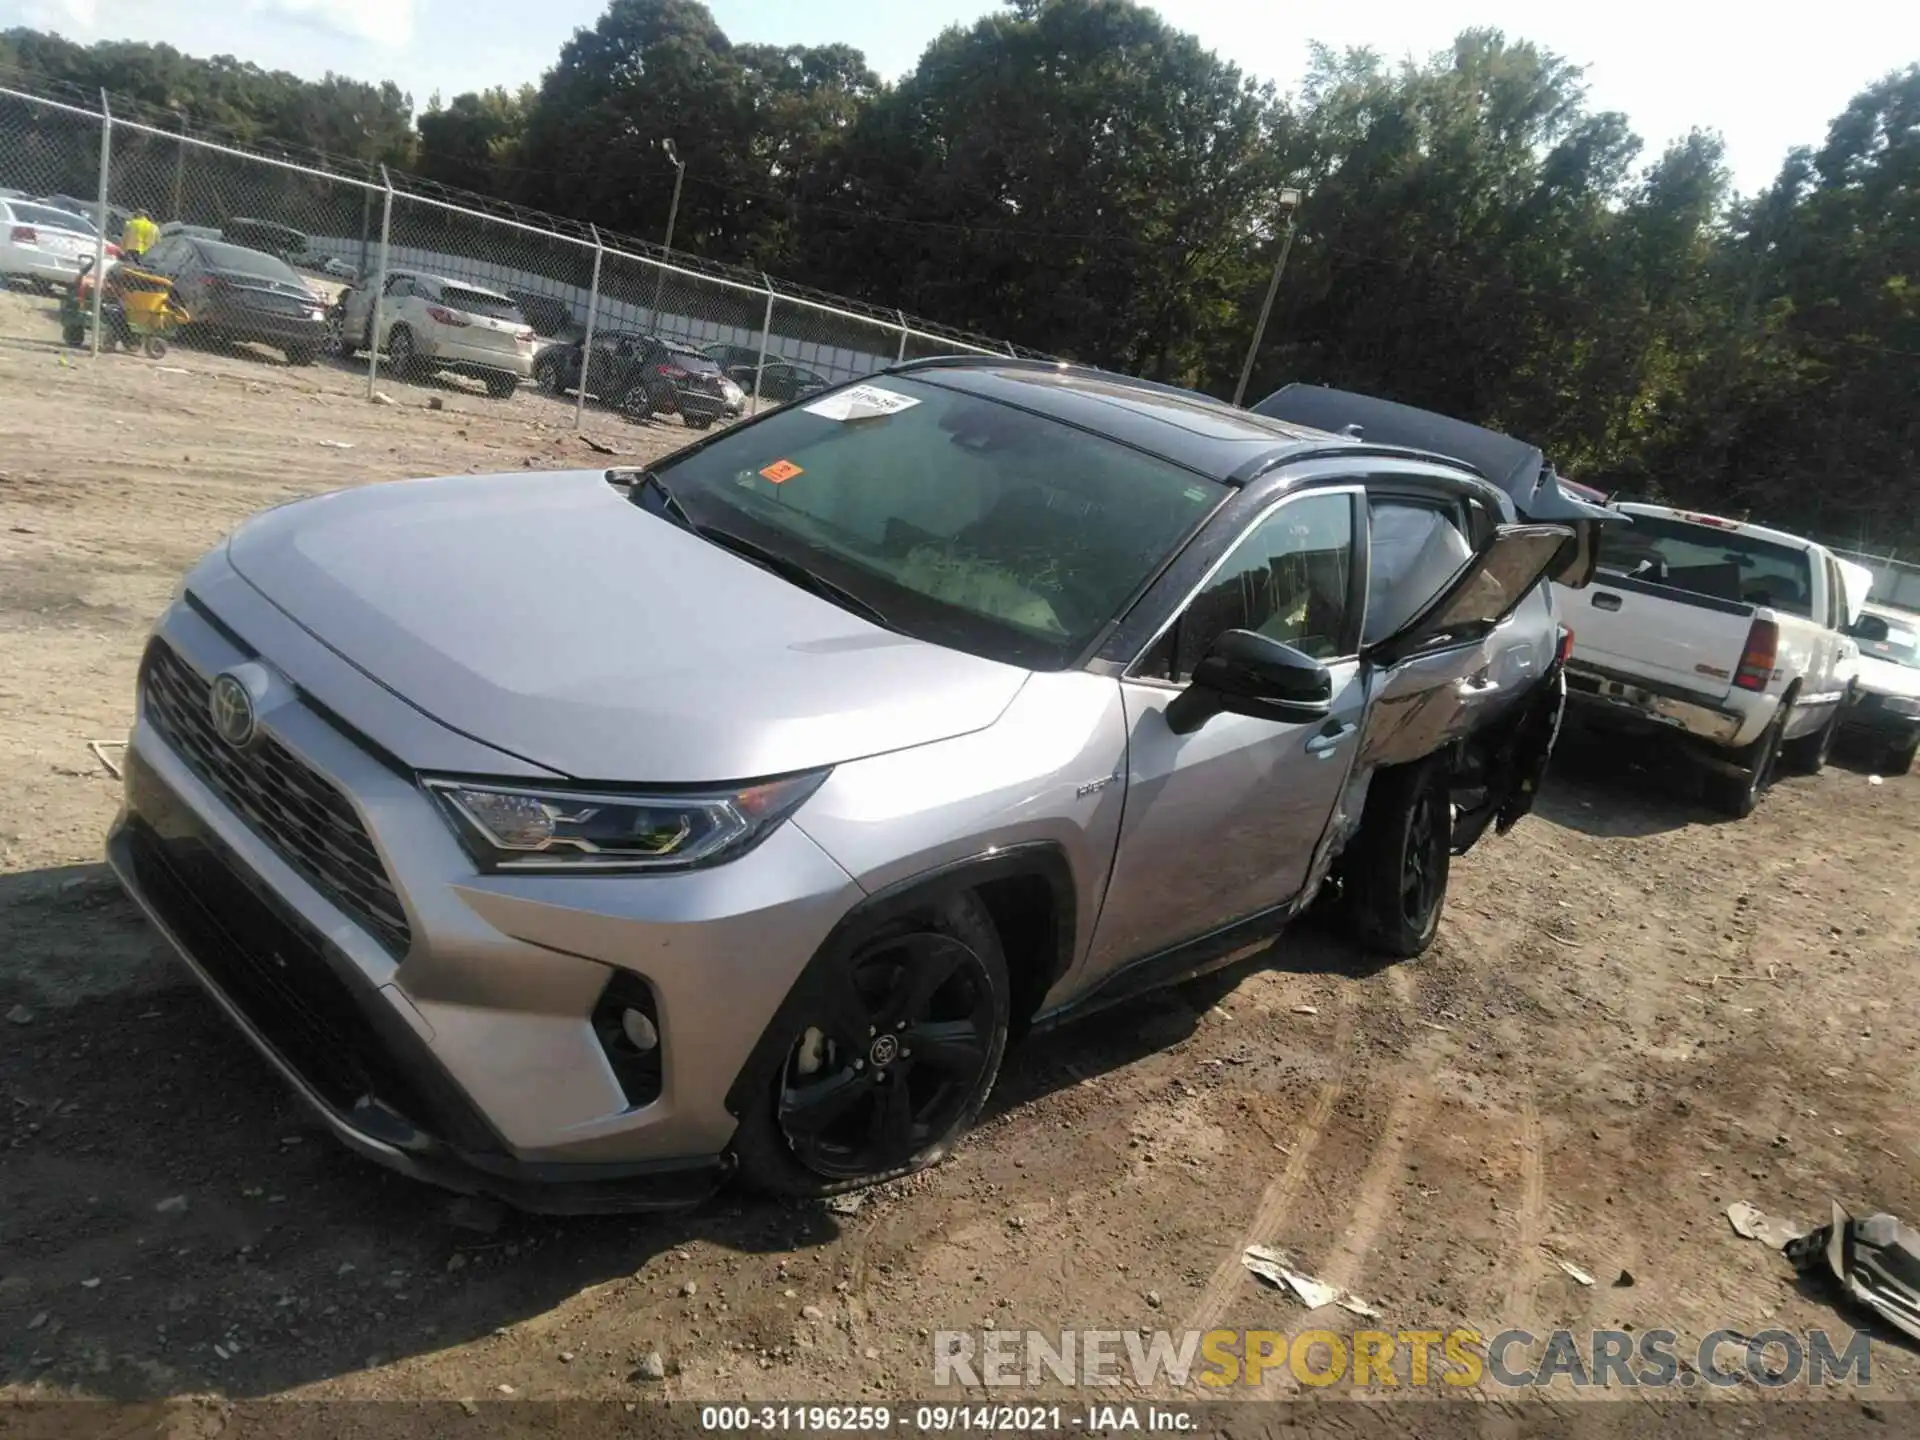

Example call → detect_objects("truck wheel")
731 893 1010 1198
1346 760 1452 959
1704 714 1784 819
1885 740 1918 777
1780 708 1839 775
484 373 518 399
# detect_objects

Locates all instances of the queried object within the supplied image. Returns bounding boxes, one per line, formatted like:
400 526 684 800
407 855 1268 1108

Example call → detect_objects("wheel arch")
721 843 1076 1122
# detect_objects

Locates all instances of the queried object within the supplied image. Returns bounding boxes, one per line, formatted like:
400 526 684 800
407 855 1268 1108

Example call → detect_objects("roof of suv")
893 357 1403 487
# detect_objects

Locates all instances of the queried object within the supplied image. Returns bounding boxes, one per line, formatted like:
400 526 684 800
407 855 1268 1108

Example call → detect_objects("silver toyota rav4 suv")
107 360 1609 1211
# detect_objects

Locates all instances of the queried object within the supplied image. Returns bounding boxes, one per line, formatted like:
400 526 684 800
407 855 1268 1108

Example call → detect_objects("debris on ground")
1554 1258 1596 1287
371 392 394 406
1613 1269 1635 1288
1242 1245 1341 1310
826 1193 865 1217
1290 1005 1320 1016
315 439 355 449
633 1351 667 1382
6 1004 32 1026
86 740 125 779
154 1195 188 1215
1727 1200 1811 1250
427 397 445 411
580 434 618 455
446 1196 507 1236
1785 1200 1920 1344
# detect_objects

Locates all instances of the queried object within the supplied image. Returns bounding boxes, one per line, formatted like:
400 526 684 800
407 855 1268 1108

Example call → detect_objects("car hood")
1858 654 1920 701
226 470 1032 782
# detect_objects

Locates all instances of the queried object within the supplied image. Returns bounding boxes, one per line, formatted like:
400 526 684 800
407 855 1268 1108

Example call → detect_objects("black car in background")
138 233 329 364
533 329 742 428
700 342 831 404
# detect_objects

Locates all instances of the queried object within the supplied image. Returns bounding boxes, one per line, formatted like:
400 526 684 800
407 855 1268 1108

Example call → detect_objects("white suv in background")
332 270 537 398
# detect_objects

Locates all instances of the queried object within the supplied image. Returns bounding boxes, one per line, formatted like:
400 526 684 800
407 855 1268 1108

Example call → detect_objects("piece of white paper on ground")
1242 1246 1339 1310
1555 1258 1596 1286
802 384 920 422
1727 1200 1810 1250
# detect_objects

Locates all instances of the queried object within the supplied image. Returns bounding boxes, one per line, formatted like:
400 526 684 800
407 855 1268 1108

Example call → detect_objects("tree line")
3 0 1915 546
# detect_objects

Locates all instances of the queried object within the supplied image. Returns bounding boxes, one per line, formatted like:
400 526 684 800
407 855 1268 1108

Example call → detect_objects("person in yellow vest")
119 209 158 261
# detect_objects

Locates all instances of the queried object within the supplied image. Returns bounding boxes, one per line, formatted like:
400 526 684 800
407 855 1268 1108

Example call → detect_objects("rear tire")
534 358 561 395
484 373 518 399
1704 713 1785 819
687 415 715 430
284 345 317 367
618 382 655 423
1346 760 1453 959
732 893 1010 1198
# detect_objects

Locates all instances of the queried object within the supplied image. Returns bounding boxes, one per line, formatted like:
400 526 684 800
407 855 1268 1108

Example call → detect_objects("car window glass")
1600 516 1814 618
1364 499 1473 646
385 274 411 296
1144 492 1358 682
655 377 1225 670
1419 529 1570 639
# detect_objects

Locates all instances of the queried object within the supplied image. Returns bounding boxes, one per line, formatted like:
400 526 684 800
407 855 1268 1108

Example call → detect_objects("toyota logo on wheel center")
209 673 257 748
868 1033 900 1067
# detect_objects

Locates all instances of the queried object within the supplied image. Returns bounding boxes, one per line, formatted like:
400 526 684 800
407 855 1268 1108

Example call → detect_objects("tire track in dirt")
1176 996 1356 1340
1498 1088 1547 1329
1316 1048 1439 1302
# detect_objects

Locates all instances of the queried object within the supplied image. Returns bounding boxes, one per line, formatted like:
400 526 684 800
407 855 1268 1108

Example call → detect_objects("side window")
1363 498 1473 646
1138 492 1359 683
384 274 412 298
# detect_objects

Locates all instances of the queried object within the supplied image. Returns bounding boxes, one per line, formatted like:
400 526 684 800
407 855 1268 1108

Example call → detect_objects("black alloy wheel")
775 931 1000 1183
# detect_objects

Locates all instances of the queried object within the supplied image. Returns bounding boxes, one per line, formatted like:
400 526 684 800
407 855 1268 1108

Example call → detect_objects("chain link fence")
0 78 1041 419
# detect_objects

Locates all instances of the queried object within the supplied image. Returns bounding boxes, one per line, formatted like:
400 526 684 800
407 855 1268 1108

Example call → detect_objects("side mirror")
1165 630 1333 735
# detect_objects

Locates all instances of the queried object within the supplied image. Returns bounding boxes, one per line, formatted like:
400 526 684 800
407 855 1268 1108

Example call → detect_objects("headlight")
721 379 744 403
423 772 827 873
1881 695 1920 717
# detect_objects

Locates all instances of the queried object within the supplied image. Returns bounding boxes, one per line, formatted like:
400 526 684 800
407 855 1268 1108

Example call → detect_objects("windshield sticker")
802 384 921 422
759 459 804 484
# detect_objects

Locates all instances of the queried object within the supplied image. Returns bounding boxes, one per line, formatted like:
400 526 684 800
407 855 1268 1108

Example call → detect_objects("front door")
1087 488 1368 972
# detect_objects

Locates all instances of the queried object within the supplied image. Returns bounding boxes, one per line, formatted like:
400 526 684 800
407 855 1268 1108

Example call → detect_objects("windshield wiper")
621 468 701 534
698 527 899 632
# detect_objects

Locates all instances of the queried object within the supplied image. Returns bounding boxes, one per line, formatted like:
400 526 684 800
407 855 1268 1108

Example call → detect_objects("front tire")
618 382 656 423
1781 707 1839 775
1346 760 1453 958
732 893 1010 1198
386 324 419 380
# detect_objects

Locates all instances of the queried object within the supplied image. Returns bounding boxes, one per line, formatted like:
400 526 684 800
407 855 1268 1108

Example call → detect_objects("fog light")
621 1007 659 1052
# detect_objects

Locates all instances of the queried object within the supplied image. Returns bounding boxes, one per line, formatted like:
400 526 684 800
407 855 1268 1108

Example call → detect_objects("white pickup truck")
1555 503 1868 817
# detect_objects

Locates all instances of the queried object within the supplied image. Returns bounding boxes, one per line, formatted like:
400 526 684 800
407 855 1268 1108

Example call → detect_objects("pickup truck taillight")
426 305 471 327
1555 626 1575 666
10 225 35 243
1733 618 1780 691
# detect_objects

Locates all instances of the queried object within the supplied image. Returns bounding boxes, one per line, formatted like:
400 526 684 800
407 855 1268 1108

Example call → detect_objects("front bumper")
106 587 863 1210
209 306 328 348
1840 694 1920 746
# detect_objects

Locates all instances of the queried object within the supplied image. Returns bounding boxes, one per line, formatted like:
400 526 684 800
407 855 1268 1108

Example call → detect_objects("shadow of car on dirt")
0 849 1405 1400
1533 721 1786 839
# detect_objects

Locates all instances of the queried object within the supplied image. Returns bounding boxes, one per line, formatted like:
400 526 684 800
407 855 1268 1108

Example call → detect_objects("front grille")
141 639 412 958
117 750 498 1156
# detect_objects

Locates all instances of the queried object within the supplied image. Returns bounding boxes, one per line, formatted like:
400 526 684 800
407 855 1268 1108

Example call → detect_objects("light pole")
651 137 685 329
1232 187 1303 409
170 107 187 219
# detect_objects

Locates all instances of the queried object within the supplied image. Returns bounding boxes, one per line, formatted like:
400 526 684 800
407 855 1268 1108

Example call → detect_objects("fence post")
1004 341 1019 358
367 167 394 402
574 225 605 433
90 90 111 358
752 275 775 412
896 310 910 366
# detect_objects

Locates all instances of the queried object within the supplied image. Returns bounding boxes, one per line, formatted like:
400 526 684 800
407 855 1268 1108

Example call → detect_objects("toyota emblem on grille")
209 673 257 748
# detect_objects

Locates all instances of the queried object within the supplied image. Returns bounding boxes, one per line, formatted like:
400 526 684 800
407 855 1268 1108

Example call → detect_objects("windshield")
652 376 1226 668
442 286 524 323
1598 514 1815 618
197 241 302 284
1852 614 1920 668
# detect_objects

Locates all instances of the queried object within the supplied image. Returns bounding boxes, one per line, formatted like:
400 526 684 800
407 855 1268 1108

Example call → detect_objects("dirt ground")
2 284 1917 1419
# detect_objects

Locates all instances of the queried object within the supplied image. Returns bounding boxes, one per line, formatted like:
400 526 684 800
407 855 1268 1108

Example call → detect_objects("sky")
4 0 1917 194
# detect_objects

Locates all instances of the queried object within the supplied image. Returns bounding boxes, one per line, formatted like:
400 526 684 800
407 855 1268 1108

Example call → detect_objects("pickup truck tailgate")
1560 577 1753 700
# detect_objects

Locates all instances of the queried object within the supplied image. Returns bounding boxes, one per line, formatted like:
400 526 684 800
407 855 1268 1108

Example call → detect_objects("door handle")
1591 591 1622 611
1305 722 1358 757
1457 676 1501 698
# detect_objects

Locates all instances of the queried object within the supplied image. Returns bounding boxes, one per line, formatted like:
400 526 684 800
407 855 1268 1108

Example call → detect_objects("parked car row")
329 268 539 396
532 328 746 426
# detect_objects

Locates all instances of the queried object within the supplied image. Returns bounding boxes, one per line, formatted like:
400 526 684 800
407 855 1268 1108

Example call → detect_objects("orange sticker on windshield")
759 459 804 484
